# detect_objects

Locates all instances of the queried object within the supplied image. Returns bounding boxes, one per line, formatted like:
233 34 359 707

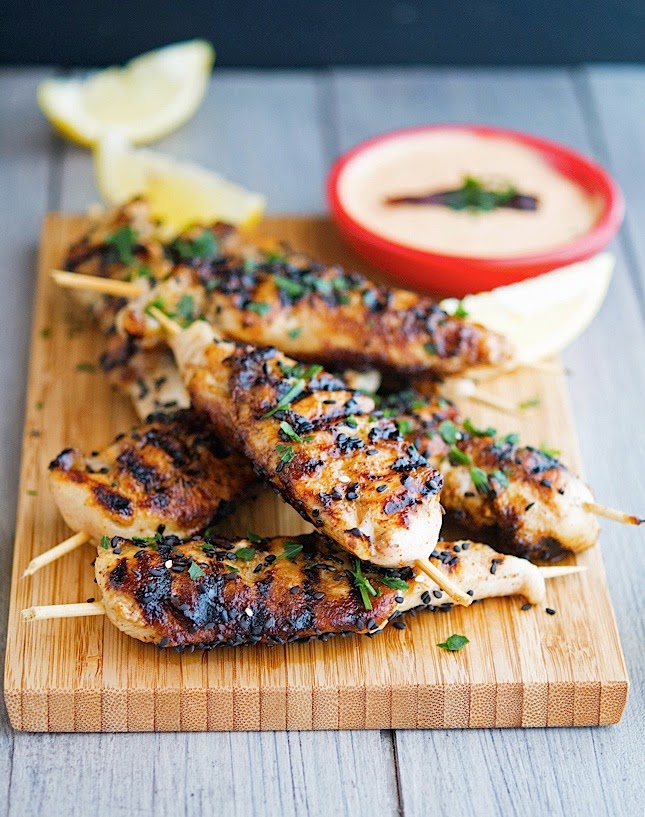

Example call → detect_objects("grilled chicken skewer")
59 199 512 381
22 533 583 648
156 316 449 570
23 410 258 578
385 390 642 560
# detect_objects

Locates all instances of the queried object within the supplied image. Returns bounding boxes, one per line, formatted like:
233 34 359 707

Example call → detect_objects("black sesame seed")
290 586 300 594
521 603 532 611
86 597 95 603
546 607 556 615
432 590 442 599
376 484 387 492
461 542 470 550
392 620 406 630
467 589 474 596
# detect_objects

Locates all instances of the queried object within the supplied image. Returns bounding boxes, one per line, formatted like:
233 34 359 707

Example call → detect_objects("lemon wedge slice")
441 254 614 363
94 133 266 229
37 40 214 146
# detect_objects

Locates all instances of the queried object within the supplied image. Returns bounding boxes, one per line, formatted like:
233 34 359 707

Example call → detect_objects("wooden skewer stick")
414 559 473 607
21 565 584 623
147 306 181 337
539 565 586 579
22 531 91 577
51 270 143 299
22 601 105 621
583 502 643 526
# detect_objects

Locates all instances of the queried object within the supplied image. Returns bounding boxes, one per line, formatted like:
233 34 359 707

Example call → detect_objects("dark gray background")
3 0 645 66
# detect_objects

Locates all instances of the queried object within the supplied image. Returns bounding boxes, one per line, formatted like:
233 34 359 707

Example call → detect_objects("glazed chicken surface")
49 409 258 542
170 321 444 567
63 199 512 382
95 533 548 649
382 390 599 560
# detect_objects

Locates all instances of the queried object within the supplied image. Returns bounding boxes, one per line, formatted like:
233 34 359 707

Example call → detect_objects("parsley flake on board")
350 559 378 610
437 634 469 651
539 443 561 459
277 540 303 561
518 397 541 410
188 561 205 580
76 362 97 373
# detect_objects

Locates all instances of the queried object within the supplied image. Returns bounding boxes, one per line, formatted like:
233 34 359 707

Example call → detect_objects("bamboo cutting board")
4 214 628 732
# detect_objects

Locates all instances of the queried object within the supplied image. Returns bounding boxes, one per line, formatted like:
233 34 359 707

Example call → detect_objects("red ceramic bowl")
327 124 624 296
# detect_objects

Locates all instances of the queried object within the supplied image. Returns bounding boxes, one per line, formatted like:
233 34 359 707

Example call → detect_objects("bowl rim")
326 123 625 275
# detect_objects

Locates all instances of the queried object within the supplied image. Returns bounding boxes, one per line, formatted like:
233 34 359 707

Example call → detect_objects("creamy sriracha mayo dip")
338 131 602 258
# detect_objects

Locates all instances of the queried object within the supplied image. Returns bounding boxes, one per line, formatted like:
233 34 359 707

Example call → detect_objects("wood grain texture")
4 212 628 732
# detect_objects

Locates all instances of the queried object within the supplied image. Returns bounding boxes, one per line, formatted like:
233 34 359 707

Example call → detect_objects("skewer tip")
147 306 182 337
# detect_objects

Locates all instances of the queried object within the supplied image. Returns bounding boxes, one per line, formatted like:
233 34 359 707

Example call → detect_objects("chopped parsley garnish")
246 531 266 545
288 326 302 339
470 466 491 495
76 362 97 373
539 443 561 459
274 275 305 298
263 248 286 264
302 364 323 379
133 264 152 279
226 564 239 573
262 379 306 418
105 225 137 265
277 540 303 561
491 469 509 489
188 561 205 580
275 443 296 464
454 301 469 318
396 419 413 436
518 397 541 410
502 432 520 445
438 420 460 445
463 418 496 438
378 575 410 591
345 415 358 429
171 230 218 261
349 559 378 610
235 547 256 562
246 301 271 316
279 420 305 443
100 535 110 549
449 445 471 466
175 293 195 323
423 342 438 356
437 634 469 651
411 398 427 411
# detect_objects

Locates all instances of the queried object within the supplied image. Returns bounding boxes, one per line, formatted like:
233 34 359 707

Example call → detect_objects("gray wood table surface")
1 66 643 817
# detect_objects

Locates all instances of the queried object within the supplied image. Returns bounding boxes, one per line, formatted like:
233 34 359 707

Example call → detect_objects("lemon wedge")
37 40 214 146
94 133 266 229
441 254 614 363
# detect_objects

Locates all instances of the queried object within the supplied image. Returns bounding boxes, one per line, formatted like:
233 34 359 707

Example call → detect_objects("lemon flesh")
38 40 214 146
441 254 614 363
94 134 266 230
